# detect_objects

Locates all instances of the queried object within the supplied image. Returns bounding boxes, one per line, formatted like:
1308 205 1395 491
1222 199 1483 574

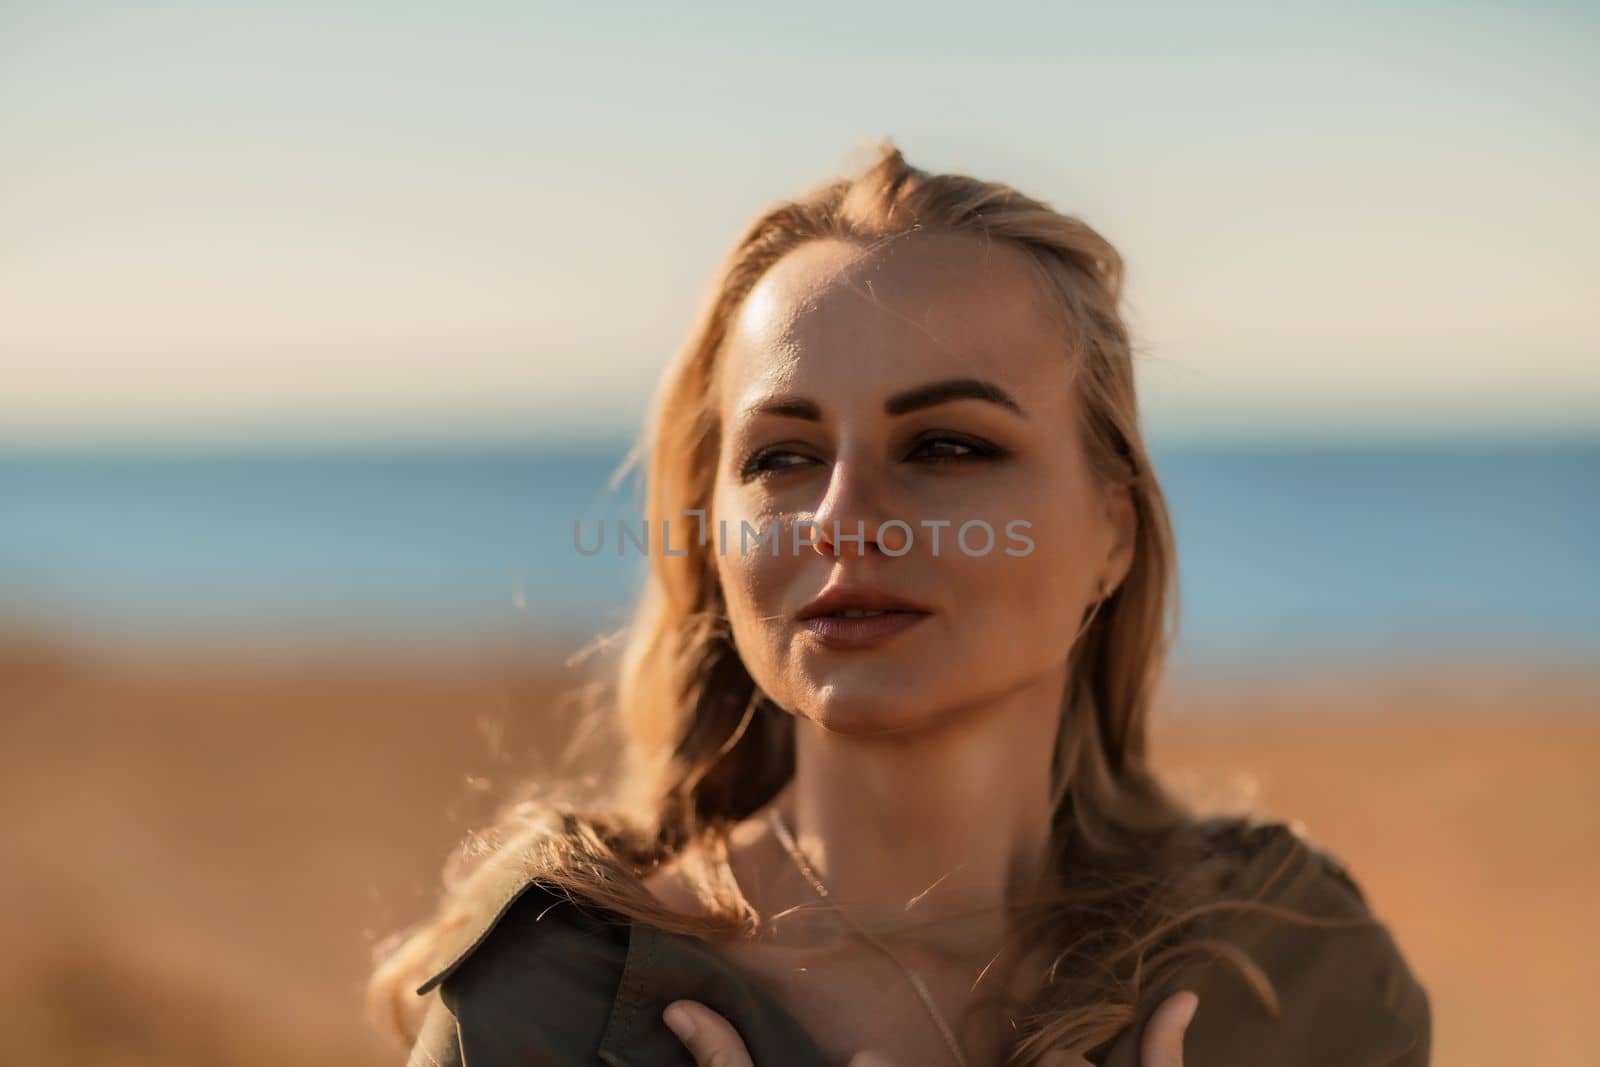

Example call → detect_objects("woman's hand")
661 989 1200 1067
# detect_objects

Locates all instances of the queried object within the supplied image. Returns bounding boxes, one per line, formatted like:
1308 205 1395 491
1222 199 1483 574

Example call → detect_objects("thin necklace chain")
766 807 973 1067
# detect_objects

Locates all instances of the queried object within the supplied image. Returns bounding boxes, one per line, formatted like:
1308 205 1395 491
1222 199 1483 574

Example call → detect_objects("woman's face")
710 231 1135 736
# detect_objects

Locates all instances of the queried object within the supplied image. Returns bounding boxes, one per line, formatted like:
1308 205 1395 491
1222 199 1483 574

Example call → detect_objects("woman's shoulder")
1195 814 1368 907
407 865 637 1067
414 866 630 999
1105 816 1432 1066
405 851 836 1067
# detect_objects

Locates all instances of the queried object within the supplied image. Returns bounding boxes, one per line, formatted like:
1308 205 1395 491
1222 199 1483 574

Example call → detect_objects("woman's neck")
750 660 1069 963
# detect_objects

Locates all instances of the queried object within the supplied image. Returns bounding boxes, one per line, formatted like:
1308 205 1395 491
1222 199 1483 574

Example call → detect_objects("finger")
846 1053 900 1067
1140 991 1199 1067
663 1000 755 1067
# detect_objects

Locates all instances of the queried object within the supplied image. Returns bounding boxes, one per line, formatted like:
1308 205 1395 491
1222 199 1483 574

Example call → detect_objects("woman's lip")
798 611 930 650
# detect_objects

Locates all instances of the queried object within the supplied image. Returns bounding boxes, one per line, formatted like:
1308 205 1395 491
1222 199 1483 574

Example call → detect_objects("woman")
368 141 1431 1067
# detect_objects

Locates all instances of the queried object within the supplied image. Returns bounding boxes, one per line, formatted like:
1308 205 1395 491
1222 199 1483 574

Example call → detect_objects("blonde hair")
367 139 1370 1062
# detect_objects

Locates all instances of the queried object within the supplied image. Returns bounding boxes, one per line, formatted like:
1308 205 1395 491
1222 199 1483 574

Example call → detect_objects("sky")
2 1 1596 448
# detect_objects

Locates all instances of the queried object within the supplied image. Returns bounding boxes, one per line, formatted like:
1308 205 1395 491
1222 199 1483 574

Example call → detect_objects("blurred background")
2 2 1595 1064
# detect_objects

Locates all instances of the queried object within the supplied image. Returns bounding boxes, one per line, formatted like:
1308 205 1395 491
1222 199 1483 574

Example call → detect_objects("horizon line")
1 426 1596 460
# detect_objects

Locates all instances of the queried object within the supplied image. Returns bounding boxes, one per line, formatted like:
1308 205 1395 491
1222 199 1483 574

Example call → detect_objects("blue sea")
1 438 1595 673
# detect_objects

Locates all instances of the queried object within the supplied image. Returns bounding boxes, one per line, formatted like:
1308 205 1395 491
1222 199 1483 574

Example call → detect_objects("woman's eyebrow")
744 396 823 421
885 377 1024 417
741 377 1025 423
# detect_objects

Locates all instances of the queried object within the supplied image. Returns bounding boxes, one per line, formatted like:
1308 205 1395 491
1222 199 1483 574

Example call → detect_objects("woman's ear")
1098 483 1138 597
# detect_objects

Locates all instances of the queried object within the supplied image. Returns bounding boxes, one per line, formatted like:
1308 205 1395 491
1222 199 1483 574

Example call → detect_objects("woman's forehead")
720 233 1069 414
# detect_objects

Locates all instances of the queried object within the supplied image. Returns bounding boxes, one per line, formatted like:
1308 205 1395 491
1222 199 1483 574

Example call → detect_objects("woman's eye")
740 448 815 479
908 434 1002 463
739 435 1005 480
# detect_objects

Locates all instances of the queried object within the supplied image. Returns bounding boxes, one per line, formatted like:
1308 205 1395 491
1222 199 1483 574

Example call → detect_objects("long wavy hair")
367 139 1362 1062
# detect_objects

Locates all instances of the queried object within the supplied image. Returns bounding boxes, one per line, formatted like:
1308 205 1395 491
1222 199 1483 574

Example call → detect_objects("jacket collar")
412 860 830 1066
598 914 833 1066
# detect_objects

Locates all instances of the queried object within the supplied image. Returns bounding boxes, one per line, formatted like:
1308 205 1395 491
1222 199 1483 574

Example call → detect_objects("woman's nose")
809 461 899 558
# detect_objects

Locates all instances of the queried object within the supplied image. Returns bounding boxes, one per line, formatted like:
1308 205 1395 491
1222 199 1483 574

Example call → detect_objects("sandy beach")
2 631 1594 1066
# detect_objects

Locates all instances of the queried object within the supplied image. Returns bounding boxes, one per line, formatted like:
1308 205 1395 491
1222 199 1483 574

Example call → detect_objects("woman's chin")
797 683 947 737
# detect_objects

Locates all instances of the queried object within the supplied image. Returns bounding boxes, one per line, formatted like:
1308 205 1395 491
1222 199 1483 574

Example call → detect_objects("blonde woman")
369 141 1430 1067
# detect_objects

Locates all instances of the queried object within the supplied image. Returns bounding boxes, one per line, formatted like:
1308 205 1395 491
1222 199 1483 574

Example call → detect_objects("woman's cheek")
717 550 792 665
